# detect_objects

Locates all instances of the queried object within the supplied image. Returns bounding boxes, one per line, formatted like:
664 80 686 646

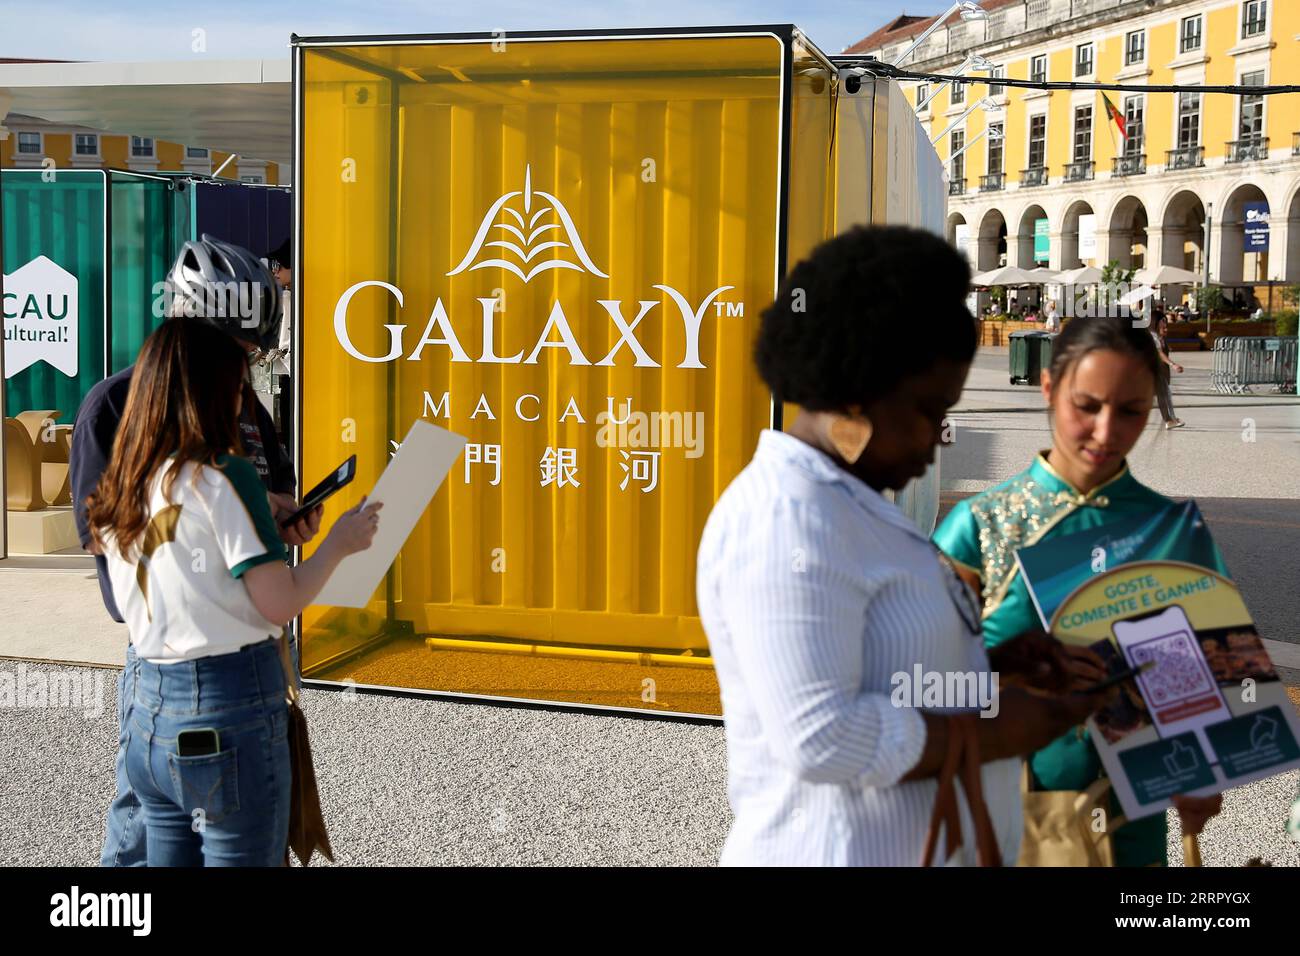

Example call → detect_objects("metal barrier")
1210 337 1298 394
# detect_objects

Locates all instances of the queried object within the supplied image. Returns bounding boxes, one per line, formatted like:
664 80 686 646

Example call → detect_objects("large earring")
828 415 873 465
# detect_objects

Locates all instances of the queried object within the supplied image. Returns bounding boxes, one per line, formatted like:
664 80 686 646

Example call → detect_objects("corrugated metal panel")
2 170 107 420
2 170 183 417
108 172 182 373
298 32 841 714
192 180 292 256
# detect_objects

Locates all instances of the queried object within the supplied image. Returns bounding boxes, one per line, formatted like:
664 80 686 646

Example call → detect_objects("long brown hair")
87 319 249 555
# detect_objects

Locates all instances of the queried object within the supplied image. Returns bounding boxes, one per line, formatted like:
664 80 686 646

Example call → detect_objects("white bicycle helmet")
166 234 282 350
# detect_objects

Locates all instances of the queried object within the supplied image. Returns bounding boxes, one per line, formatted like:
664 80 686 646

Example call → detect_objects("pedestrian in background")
1151 311 1185 429
86 318 381 866
1044 299 1061 333
267 237 294 442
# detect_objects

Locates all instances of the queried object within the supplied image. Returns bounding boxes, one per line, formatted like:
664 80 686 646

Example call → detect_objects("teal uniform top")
934 453 1227 866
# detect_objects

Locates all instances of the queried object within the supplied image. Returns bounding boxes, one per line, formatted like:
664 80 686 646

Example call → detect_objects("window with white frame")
1075 43 1094 77
130 136 155 158
1123 96 1144 156
1030 54 1047 84
1125 30 1145 66
74 133 98 156
1239 71 1265 140
988 66 1005 97
186 146 209 159
951 80 966 105
1028 115 1047 168
987 123 1004 174
1179 15 1203 53
240 175 264 184
16 131 41 154
951 130 966 184
1242 0 1267 39
1073 105 1093 162
915 82 929 109
1177 91 1201 148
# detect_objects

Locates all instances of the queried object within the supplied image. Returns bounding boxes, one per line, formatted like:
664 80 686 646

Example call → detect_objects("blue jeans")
102 633 300 866
101 644 146 867
123 639 290 867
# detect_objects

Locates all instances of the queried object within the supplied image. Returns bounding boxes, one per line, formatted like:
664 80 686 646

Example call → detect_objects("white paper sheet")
314 420 467 608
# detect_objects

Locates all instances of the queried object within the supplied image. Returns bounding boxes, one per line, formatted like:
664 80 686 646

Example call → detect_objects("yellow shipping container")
293 27 943 716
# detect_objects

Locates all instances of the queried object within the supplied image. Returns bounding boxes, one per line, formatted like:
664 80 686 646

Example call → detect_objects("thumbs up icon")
1163 739 1200 776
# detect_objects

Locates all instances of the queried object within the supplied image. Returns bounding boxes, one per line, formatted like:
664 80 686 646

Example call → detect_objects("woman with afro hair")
696 225 1111 866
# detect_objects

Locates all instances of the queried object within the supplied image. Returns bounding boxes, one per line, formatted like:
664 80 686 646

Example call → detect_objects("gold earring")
828 415 873 465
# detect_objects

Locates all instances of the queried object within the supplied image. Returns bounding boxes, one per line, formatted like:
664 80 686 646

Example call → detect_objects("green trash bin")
1009 330 1054 385
1035 332 1057 385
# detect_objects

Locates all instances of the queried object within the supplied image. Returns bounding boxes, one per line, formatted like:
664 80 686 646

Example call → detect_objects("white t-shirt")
102 455 287 663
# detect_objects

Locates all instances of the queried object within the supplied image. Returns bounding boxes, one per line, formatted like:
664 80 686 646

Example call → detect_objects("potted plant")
1194 284 1226 317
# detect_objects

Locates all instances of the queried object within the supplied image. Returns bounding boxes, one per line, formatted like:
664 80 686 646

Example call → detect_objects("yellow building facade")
1 114 280 183
850 0 1300 292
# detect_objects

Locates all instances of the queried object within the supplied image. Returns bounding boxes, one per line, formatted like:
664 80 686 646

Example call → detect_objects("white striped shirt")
697 430 1021 866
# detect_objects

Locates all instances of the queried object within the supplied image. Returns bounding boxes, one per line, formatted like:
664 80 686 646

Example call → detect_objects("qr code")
1131 631 1214 705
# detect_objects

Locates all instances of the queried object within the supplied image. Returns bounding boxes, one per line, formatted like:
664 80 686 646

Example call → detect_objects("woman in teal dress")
934 315 1224 866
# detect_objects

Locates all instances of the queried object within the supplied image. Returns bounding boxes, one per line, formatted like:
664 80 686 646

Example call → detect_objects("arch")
947 211 968 244
1107 195 1149 270
976 207 1008 272
1217 181 1268 287
1015 203 1049 271
947 211 972 268
1158 189 1205 274
1059 199 1095 270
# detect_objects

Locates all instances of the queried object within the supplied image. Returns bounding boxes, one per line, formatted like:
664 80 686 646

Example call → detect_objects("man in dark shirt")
73 236 320 866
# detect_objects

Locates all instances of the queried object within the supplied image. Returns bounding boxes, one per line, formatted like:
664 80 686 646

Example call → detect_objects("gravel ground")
1 661 1296 867
0 662 730 867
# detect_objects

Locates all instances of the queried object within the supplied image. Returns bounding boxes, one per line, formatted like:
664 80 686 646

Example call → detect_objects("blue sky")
0 0 949 61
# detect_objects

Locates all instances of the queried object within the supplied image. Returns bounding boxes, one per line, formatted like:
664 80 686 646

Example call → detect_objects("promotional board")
1016 502 1300 819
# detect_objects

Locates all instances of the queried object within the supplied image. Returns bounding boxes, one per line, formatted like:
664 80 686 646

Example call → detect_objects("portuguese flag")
1103 93 1127 140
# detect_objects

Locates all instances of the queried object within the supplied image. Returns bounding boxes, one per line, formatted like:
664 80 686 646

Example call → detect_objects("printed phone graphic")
1112 605 1231 758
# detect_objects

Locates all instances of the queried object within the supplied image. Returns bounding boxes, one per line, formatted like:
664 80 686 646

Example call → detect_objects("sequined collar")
963 454 1136 621
1029 451 1136 510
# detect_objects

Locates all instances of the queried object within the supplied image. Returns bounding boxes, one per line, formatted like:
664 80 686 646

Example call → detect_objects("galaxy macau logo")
332 165 738 374
332 165 742 490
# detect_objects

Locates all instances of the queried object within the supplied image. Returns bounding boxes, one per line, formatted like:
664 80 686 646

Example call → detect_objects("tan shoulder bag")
1017 762 1120 867
277 631 335 866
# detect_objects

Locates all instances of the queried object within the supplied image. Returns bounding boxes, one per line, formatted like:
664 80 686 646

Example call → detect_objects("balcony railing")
1020 166 1048 188
980 172 1006 192
1165 145 1205 171
1226 137 1269 164
949 179 966 197
1112 154 1146 177
1064 160 1095 183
